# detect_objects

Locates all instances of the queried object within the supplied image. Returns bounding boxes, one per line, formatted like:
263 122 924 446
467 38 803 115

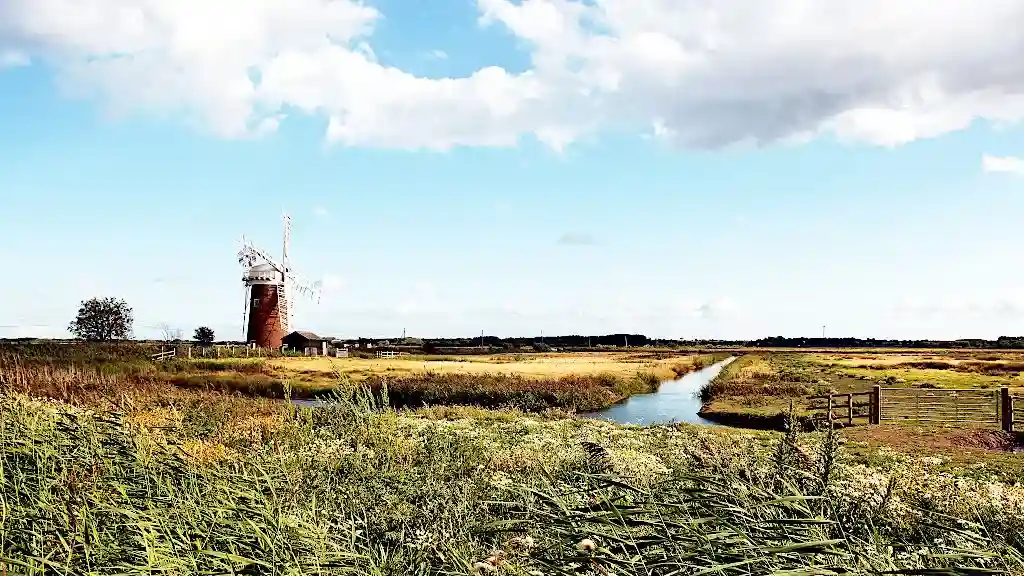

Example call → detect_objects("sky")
2 0 1024 342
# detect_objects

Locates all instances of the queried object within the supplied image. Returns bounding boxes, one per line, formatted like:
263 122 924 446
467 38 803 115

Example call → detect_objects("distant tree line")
405 334 655 352
736 336 1024 349
367 334 1024 350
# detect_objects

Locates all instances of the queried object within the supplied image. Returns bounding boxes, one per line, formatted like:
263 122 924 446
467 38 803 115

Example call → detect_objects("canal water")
580 357 736 426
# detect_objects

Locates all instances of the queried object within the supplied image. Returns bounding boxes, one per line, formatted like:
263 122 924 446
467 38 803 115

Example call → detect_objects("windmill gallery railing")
812 386 1020 432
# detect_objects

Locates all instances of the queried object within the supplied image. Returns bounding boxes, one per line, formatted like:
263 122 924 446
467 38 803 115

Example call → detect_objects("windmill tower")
237 213 322 349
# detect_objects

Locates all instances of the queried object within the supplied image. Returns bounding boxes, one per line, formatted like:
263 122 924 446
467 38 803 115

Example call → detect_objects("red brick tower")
243 263 288 349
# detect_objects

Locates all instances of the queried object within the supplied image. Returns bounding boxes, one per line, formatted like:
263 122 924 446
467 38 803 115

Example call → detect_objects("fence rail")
808 391 875 425
813 386 1019 431
150 349 176 362
1011 395 1024 433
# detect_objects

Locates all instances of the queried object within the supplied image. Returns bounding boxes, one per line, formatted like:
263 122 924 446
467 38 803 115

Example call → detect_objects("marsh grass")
884 360 1024 376
359 370 663 412
3 348 700 412
699 354 817 404
2 374 1024 574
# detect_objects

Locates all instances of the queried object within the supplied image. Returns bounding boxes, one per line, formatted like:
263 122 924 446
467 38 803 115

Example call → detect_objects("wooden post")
871 385 881 425
187 346 192 359
1001 387 1012 432
847 393 854 425
826 395 833 425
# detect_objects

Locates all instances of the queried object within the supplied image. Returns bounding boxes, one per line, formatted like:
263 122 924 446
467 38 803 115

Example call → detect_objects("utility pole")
822 325 826 339
625 335 629 349
480 329 484 348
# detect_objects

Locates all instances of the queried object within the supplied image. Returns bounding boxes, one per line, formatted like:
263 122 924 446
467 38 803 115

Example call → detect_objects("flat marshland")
2 345 1024 574
700 350 1024 420
2 345 731 412
273 351 729 411
699 350 1024 478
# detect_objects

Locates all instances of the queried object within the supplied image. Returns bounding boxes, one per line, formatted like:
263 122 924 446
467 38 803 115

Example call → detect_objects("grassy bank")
3 375 1023 574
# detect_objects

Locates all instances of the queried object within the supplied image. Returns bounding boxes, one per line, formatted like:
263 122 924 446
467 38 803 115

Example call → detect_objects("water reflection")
580 357 736 426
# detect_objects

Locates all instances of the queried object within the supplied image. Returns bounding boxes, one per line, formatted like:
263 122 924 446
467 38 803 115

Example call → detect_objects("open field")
3 352 1024 574
271 351 700 381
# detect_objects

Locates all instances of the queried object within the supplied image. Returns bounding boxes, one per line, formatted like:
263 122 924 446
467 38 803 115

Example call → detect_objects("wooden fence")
149 345 272 360
810 391 876 425
150 349 176 362
1012 394 1024 433
814 386 1020 432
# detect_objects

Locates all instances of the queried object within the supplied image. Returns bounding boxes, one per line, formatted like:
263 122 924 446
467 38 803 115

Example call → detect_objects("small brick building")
282 331 328 356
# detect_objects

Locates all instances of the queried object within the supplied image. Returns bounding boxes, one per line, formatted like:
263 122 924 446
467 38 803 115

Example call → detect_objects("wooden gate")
1011 394 1024 433
878 387 1000 426
813 386 1016 431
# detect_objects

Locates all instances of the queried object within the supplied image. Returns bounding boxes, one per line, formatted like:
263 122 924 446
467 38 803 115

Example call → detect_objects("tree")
68 297 133 341
194 326 215 346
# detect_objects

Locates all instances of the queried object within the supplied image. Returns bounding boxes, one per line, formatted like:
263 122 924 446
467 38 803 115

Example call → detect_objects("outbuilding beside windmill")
282 331 330 355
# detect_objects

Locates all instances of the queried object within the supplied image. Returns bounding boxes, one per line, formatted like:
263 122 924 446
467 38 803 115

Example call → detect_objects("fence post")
1001 387 1012 432
871 385 881 425
847 393 853 425
826 395 833 426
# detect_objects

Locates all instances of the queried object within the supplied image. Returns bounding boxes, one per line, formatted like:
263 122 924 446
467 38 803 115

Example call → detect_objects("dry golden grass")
819 354 946 367
269 352 696 382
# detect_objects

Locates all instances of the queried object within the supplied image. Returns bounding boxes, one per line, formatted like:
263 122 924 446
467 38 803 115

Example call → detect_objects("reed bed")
2 384 1023 575
359 370 662 412
3 348 1023 574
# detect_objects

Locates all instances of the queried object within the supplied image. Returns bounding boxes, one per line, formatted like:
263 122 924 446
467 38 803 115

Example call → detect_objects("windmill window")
252 298 260 307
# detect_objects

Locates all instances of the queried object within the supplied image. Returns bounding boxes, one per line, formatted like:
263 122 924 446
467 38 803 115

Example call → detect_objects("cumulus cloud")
982 154 1024 175
2 0 1024 149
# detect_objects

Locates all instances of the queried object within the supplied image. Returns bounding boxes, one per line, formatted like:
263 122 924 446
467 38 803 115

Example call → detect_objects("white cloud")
2 0 1024 149
321 273 345 292
428 49 448 60
0 49 29 67
982 154 1024 175
314 206 329 217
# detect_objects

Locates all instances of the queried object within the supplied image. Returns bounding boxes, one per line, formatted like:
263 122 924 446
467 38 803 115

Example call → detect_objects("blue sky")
2 0 1024 341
